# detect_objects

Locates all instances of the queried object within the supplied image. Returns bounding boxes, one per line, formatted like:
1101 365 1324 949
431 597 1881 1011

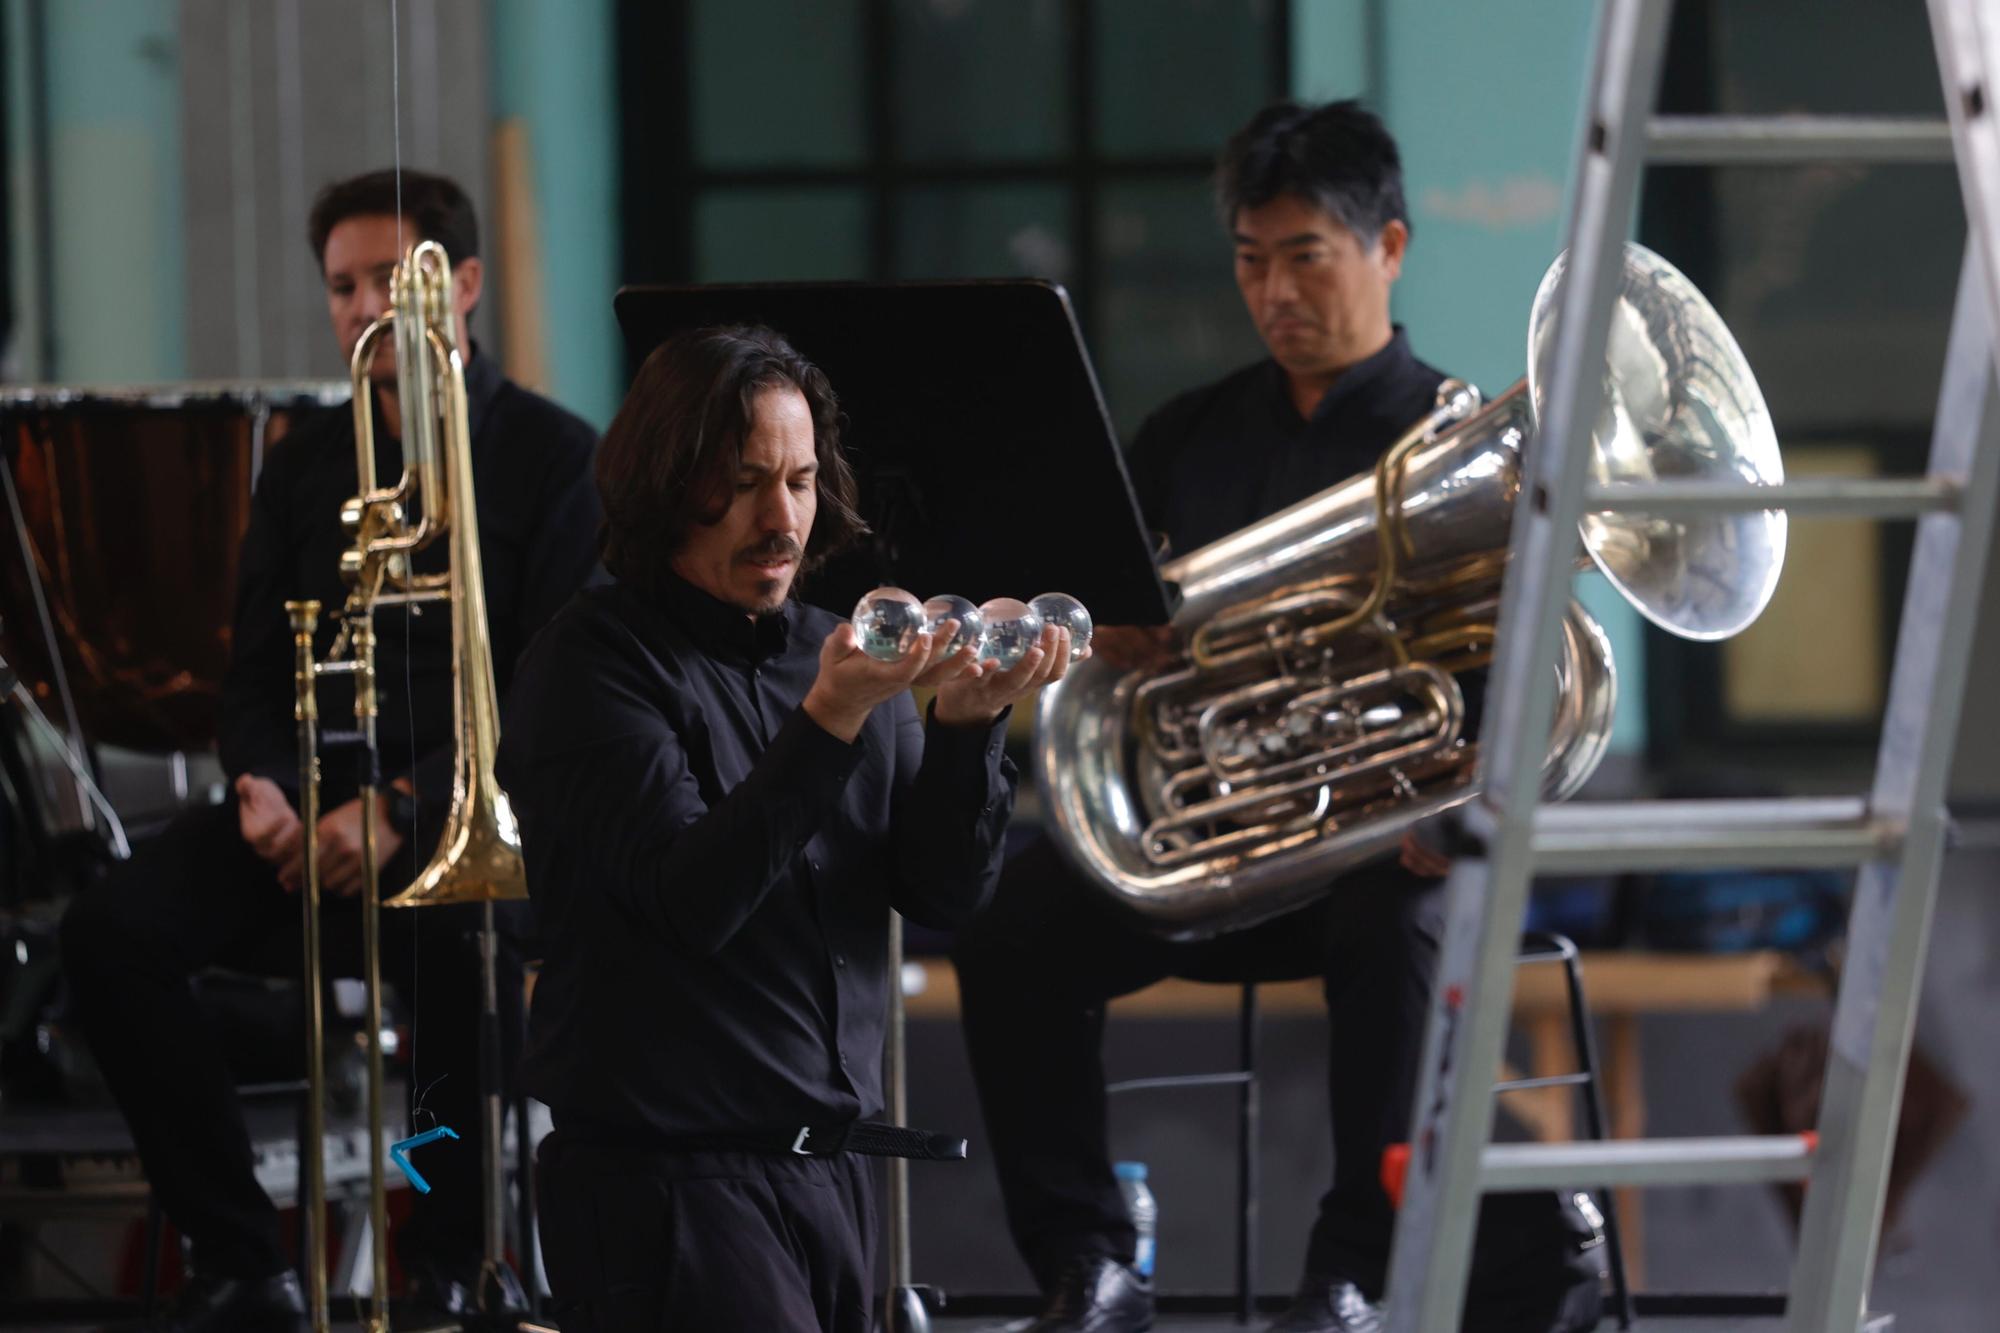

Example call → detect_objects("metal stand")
882 913 937 1333
1383 2 2000 1329
456 902 538 1332
0 653 129 859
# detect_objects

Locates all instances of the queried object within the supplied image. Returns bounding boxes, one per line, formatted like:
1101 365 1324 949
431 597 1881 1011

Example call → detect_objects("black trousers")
60 798 511 1279
537 1132 878 1333
953 835 1443 1294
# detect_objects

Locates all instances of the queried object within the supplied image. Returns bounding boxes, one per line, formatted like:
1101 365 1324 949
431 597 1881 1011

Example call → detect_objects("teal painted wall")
36 0 186 381
1293 0 1646 756
492 0 622 430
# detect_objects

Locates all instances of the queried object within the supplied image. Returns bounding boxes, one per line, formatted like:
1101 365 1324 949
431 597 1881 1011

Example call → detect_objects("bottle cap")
1113 1160 1148 1182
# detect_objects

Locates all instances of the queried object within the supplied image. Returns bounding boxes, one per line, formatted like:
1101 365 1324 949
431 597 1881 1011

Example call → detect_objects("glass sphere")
1029 592 1093 661
976 597 1045 670
921 594 984 655
851 587 924 662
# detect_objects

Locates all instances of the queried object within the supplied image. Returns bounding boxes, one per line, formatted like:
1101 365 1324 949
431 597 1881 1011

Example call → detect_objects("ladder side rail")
1380 2 1676 1328
1787 124 2000 1333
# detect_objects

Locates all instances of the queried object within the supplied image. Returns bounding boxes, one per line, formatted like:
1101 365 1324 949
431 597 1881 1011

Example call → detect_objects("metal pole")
286 599 330 1333
1235 984 1259 1325
352 613 391 1333
480 898 511 1311
881 913 932 1331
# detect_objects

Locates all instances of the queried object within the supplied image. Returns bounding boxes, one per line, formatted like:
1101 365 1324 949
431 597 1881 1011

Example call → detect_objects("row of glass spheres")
851 589 1094 668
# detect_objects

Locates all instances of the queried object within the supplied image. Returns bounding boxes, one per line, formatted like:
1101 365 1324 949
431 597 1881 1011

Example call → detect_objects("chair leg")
516 1091 539 1313
293 1093 311 1283
141 1197 164 1313
1236 982 1259 1325
1553 937 1634 1331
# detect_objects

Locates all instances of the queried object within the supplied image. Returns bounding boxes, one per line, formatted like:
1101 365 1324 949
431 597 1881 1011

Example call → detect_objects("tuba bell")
1035 242 1786 939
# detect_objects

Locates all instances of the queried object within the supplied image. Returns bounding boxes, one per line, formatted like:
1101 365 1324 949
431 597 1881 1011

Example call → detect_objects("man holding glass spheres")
497 324 1077 1331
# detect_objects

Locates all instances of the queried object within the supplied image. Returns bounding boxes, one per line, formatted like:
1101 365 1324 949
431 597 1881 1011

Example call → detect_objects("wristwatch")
385 788 419 839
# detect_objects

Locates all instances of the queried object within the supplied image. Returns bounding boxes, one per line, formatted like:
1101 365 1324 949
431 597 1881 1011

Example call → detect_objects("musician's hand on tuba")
1399 827 1453 879
934 623 1080 728
1090 625 1179 672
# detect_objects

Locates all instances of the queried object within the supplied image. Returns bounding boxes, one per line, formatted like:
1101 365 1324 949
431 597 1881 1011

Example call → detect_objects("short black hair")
596 324 866 597
1215 99 1409 245
307 168 479 268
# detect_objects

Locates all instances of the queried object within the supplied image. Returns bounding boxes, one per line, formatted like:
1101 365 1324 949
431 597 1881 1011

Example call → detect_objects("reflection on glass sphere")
922 594 984 655
1029 592 1093 661
852 587 924 661
976 597 1044 670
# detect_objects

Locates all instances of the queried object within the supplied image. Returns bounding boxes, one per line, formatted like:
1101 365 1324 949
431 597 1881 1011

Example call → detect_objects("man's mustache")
739 536 803 563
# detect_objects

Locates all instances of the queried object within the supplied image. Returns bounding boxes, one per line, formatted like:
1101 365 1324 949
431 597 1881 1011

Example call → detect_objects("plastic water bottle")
1114 1161 1157 1278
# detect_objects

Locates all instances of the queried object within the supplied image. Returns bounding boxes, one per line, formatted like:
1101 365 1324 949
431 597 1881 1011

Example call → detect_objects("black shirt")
217 349 602 815
498 575 1015 1140
1126 328 1449 558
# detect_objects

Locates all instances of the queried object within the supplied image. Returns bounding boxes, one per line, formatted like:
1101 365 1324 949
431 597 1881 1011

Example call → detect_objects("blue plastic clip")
389 1125 461 1194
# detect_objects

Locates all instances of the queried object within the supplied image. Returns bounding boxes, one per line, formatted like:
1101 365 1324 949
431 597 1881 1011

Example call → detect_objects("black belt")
560 1118 968 1163
772 1120 967 1161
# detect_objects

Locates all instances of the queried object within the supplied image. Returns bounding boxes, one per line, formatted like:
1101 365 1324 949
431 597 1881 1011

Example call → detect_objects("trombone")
287 239 530 1333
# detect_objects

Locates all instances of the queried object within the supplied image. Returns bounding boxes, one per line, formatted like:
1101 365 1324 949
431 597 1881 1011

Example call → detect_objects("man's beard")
733 535 804 614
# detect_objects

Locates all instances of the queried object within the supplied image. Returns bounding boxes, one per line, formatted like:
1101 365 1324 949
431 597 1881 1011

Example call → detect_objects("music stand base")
884 1283 941 1333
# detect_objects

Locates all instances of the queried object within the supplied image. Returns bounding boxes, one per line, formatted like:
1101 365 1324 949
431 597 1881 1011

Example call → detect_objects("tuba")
287 239 525 1332
1035 243 1785 940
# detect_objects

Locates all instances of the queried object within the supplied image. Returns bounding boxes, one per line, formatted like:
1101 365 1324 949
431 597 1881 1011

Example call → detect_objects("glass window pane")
894 184 1072 283
1095 177 1266 439
693 0 866 167
695 188 870 283
1095 0 1278 157
892 0 1068 162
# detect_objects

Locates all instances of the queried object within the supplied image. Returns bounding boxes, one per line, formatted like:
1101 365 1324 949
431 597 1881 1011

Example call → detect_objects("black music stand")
616 282 1170 1331
612 280 1174 626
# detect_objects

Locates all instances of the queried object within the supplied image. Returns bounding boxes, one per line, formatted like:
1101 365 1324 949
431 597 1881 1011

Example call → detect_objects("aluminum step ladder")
1382 0 2000 1329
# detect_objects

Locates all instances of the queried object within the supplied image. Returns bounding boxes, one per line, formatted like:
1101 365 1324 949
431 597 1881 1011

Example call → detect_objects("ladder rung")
1647 115 1953 165
1521 798 1894 873
1480 1134 1817 1191
1494 1072 1594 1093
1584 477 1959 518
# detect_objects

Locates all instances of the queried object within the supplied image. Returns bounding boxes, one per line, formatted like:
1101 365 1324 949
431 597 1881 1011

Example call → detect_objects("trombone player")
60 169 601 1333
953 102 1605 1333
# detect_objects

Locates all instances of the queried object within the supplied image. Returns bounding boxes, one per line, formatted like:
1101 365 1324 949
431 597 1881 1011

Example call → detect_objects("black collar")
461 342 505 439
1271 325 1419 425
653 571 795 664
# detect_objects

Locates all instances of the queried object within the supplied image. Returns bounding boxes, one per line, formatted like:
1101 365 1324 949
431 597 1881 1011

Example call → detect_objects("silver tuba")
1035 242 1786 939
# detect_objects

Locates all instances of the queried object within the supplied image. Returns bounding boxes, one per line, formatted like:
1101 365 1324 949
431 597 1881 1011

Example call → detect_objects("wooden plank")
902 952 1814 1021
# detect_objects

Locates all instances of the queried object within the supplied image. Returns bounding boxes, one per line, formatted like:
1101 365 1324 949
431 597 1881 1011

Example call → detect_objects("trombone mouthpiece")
285 599 322 633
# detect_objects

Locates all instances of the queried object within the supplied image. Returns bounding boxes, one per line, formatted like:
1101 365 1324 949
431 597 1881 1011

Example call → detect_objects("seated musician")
497 323 1075 1332
952 101 1607 1333
60 169 602 1333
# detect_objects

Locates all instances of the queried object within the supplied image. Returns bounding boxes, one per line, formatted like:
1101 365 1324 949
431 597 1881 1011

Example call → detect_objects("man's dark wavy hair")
596 324 866 596
1215 99 1409 244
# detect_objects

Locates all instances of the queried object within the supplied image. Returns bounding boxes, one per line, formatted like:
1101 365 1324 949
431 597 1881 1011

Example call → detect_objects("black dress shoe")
1265 1276 1382 1333
1024 1255 1154 1332
1461 1267 1603 1333
402 1250 529 1319
114 1269 307 1333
